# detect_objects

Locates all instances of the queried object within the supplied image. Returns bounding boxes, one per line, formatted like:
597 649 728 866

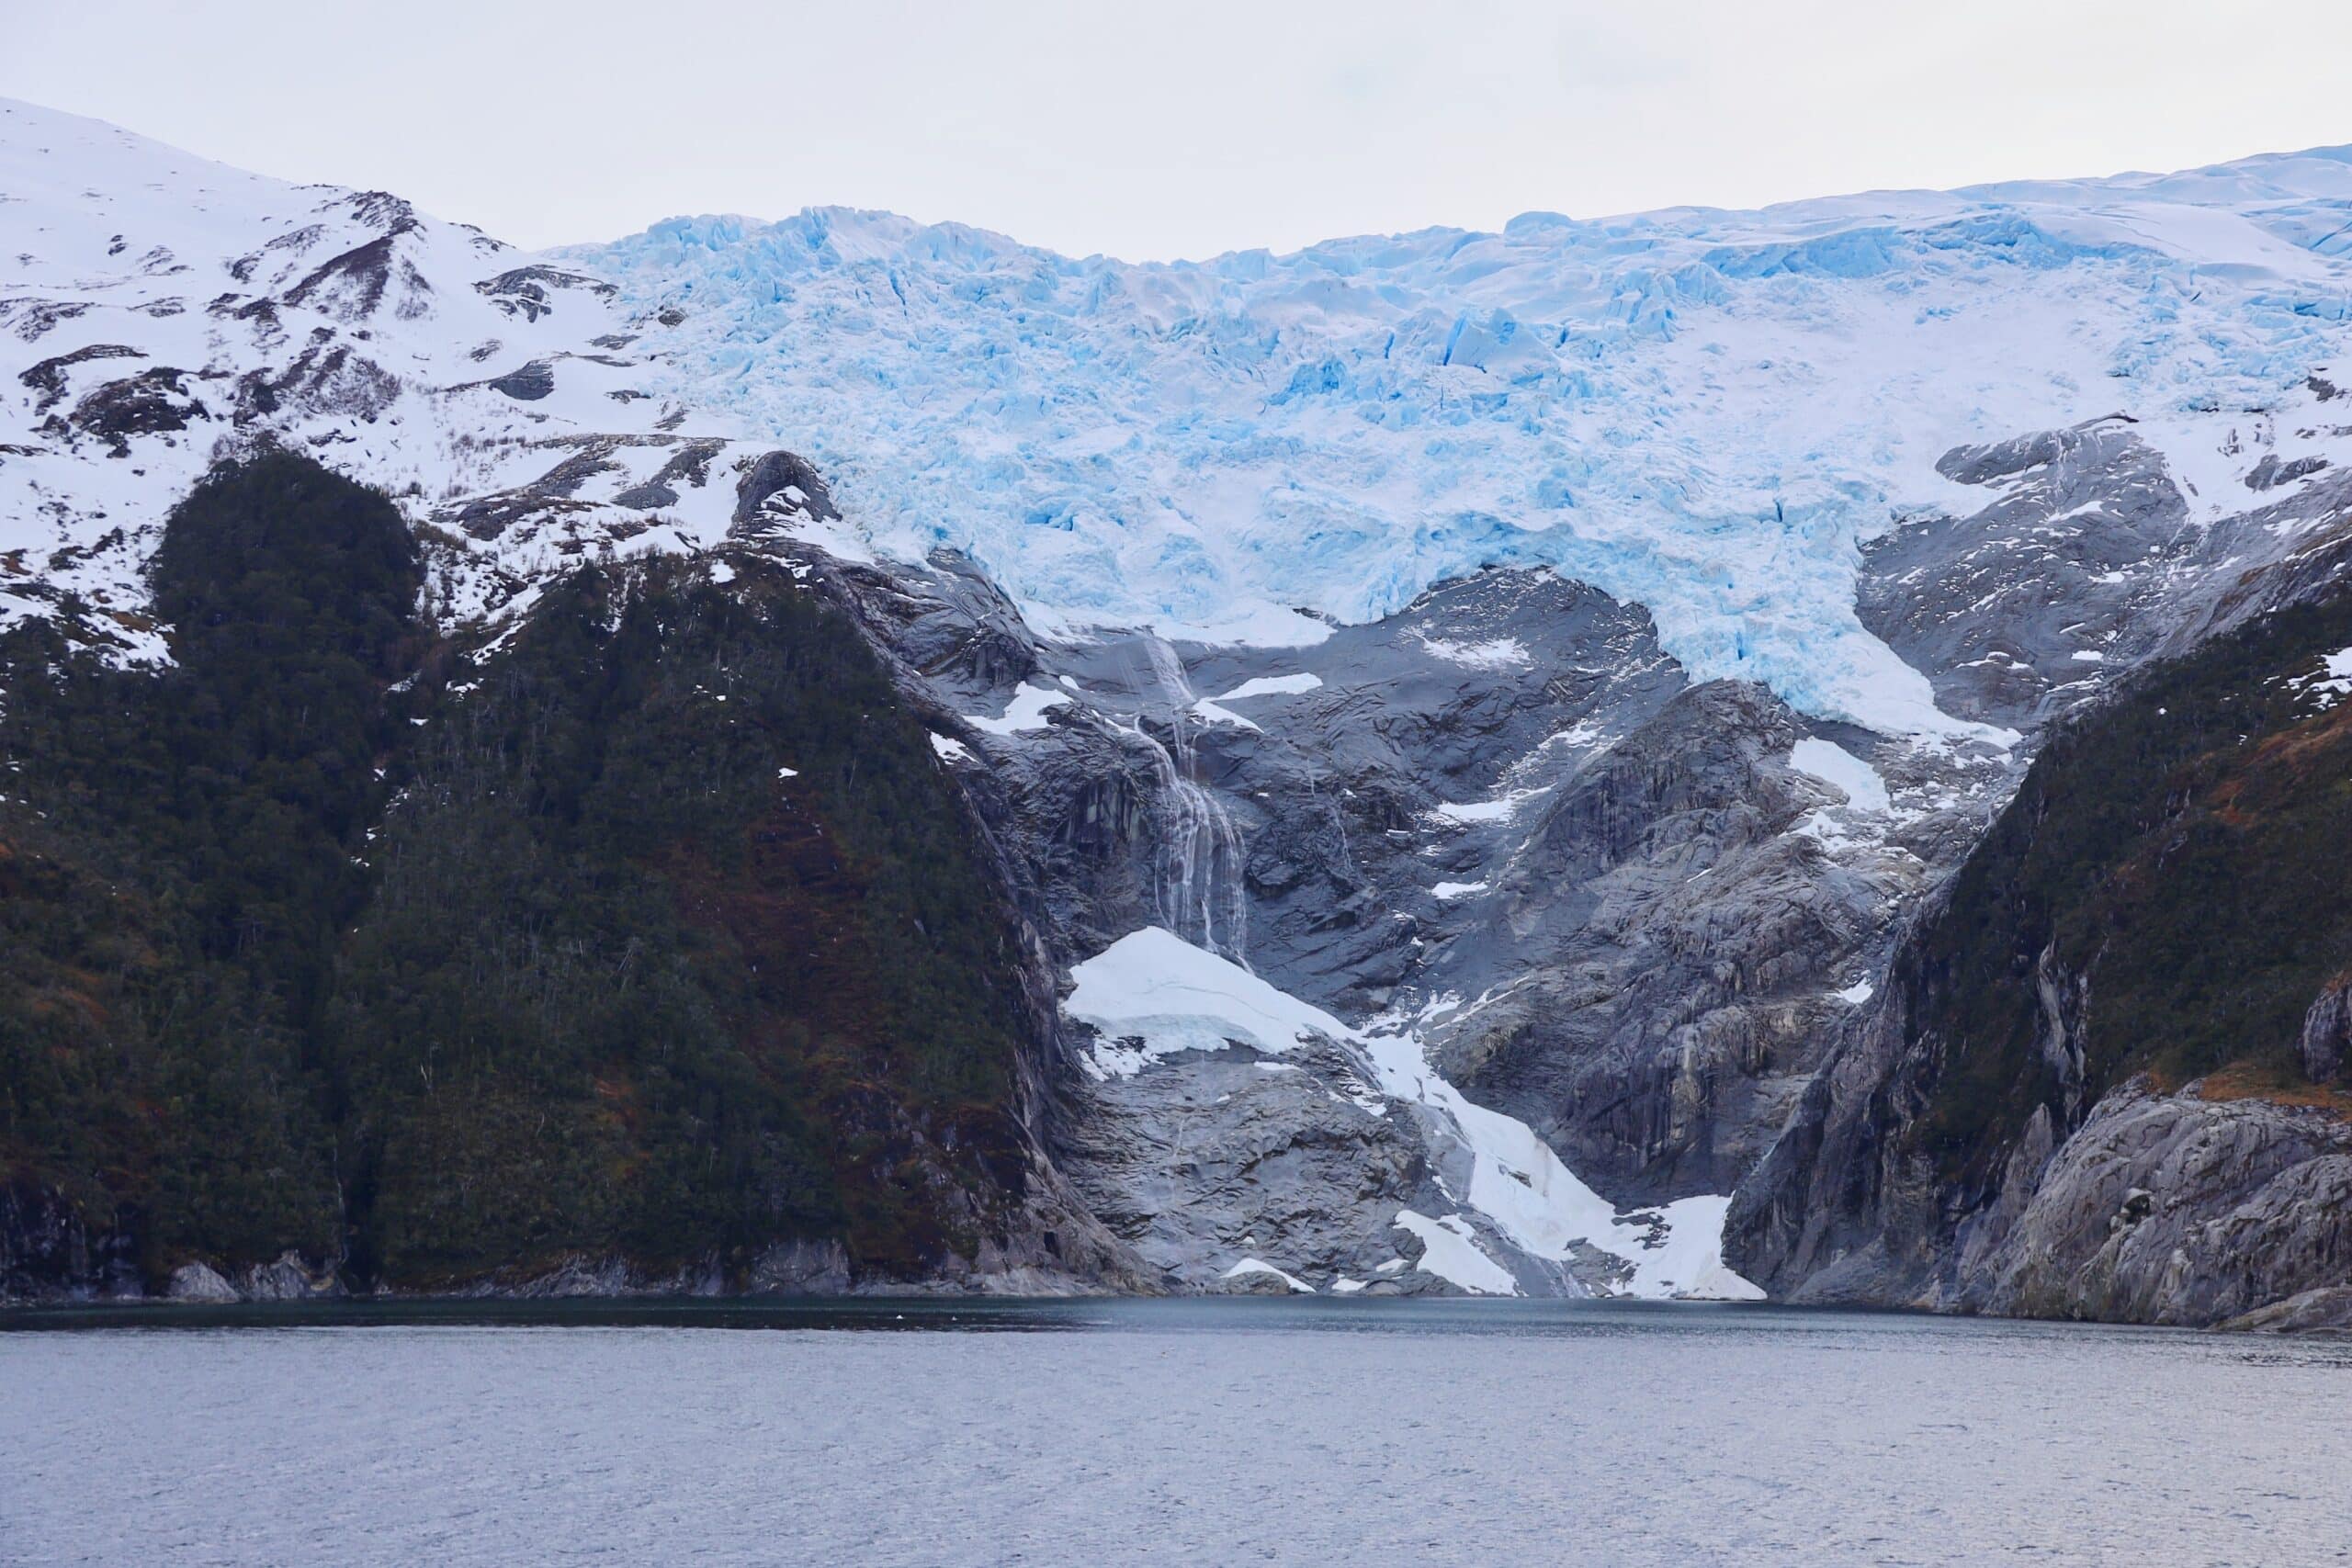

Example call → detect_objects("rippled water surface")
5 1298 2348 1566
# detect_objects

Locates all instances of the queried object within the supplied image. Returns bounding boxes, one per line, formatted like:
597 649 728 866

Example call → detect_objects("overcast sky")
8 1 2351 260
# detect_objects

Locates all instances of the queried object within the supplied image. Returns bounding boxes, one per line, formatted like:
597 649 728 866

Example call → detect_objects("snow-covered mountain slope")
573 149 2352 736
0 97 763 658
10 93 2348 741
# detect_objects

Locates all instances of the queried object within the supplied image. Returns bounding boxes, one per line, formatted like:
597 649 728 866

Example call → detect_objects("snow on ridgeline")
1063 926 1763 1301
9 96 2349 748
575 147 2352 739
0 96 755 660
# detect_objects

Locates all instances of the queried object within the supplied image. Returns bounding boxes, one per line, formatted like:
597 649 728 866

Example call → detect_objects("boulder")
165 1262 240 1303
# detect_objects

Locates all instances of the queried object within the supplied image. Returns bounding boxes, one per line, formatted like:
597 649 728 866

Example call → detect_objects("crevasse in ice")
575 150 2352 735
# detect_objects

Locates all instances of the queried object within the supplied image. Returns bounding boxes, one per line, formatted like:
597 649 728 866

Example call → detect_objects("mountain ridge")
5 98 2351 1324
570 127 2352 735
625 133 2352 265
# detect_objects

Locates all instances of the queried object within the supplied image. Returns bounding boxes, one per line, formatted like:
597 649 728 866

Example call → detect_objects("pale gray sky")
8 0 2351 259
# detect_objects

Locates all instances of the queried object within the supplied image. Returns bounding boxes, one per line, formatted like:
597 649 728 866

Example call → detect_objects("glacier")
8 86 2347 741
572 147 2352 737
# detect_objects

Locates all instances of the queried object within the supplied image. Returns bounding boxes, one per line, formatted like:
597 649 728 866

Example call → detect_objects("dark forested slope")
0 452 1093 1298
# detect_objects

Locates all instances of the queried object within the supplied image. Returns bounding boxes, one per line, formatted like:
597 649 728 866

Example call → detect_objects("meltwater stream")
5 1299 2347 1567
1130 636 1248 965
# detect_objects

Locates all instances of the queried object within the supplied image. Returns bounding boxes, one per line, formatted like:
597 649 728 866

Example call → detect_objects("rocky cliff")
1729 557 2352 1326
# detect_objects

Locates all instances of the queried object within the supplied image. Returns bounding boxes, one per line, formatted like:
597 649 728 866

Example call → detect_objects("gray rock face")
458 1256 720 1301
1863 419 2191 734
2219 1284 2352 1335
803 404 2348 1304
485 359 555 401
788 542 1994 1294
2156 469 2352 653
1191 568 1692 1013
1059 1042 1436 1292
1722 948 1952 1309
1726 848 2352 1330
1726 427 2352 1327
745 1239 853 1296
238 1251 342 1302
4 1188 344 1306
732 448 840 526
1 1181 141 1303
1434 680 1911 1203
1726 955 2352 1328
473 265 618 324
1863 417 2352 739
1953 1086 2352 1325
165 1262 240 1303
2300 979 2351 1084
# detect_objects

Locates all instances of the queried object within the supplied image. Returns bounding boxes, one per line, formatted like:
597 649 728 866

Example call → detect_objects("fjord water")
5 1301 2346 1567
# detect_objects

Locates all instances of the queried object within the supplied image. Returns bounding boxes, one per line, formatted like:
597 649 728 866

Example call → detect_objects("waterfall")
1132 637 1249 966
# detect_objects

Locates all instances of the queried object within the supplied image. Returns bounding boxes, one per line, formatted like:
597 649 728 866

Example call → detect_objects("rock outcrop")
1729 556 2352 1326
1961 1086 2352 1325
2301 979 2351 1085
2220 1284 2352 1336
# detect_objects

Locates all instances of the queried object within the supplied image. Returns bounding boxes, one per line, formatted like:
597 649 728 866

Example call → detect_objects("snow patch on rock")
1789 738 1894 815
1393 1211 1518 1295
1065 927 1762 1299
1213 672 1324 701
2286 646 2352 710
1419 635 1532 671
1221 1258 1317 1293
1065 926 1347 1080
966 682 1070 738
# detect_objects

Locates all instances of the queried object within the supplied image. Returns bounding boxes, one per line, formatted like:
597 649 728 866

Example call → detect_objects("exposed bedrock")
791 541 1997 1292
1054 1043 1440 1293
1729 527 2352 1325
1432 680 1905 1205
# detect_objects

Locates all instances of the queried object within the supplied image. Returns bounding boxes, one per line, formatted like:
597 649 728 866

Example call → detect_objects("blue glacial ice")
571 146 2352 736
